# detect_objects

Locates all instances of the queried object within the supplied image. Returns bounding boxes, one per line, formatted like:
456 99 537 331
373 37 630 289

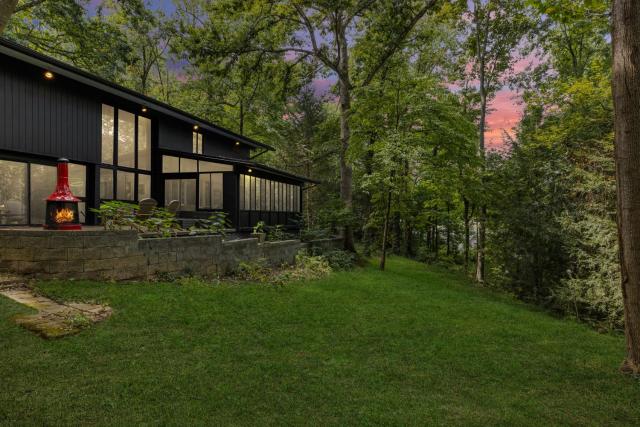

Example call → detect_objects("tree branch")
360 0 438 88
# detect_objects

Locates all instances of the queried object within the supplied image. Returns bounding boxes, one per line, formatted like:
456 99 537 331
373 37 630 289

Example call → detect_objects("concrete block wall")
0 229 342 281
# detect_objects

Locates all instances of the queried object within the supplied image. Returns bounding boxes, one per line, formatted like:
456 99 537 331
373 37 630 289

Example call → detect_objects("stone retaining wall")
0 229 342 281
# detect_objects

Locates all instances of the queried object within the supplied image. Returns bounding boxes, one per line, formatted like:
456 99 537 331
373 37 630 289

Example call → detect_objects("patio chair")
166 200 180 216
136 198 157 221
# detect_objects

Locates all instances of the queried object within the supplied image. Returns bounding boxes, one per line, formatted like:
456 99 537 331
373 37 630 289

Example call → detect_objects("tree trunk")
380 189 392 271
463 196 471 271
613 0 640 374
0 0 18 35
476 206 486 283
475 0 487 284
337 20 355 253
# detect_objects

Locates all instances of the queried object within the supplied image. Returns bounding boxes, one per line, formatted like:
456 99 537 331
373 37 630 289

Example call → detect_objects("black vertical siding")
0 59 101 163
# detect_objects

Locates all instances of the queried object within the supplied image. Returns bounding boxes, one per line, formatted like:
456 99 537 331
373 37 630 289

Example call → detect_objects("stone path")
0 276 111 338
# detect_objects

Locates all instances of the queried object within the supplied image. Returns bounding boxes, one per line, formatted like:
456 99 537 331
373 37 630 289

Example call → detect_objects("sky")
86 0 523 150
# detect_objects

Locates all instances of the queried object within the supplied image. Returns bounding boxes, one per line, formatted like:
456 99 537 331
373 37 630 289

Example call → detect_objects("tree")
612 0 640 374
0 0 19 35
178 0 440 251
463 0 531 283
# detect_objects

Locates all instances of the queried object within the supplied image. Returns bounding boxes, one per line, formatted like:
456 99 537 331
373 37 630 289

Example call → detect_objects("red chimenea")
44 158 81 230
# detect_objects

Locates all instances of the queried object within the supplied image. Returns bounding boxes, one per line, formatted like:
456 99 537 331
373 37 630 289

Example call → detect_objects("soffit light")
248 168 253 173
193 125 199 130
43 71 54 80
141 106 148 113
235 141 241 146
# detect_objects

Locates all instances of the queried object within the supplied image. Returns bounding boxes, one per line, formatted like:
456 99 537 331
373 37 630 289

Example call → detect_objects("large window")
192 132 203 154
165 179 196 211
0 160 27 225
199 173 223 210
29 164 86 225
0 160 86 226
101 105 114 165
118 110 135 168
163 156 233 173
239 174 300 212
138 116 151 170
101 104 151 202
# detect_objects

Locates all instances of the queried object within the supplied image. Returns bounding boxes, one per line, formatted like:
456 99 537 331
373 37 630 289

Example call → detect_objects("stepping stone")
0 283 111 338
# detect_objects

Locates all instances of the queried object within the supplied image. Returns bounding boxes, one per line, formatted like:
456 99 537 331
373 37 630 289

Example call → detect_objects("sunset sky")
86 0 524 150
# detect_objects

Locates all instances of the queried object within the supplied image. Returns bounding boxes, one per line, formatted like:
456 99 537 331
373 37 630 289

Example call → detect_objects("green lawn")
1 257 639 426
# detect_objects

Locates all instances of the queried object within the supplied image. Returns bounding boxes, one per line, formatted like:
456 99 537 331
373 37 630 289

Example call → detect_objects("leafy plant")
191 212 231 236
267 224 287 241
91 201 182 237
252 221 266 234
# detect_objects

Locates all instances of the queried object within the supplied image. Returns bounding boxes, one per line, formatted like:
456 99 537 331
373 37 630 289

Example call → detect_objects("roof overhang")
0 38 274 152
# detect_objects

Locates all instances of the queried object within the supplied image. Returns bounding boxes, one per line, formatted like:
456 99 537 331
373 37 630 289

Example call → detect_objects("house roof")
160 149 320 184
0 37 274 152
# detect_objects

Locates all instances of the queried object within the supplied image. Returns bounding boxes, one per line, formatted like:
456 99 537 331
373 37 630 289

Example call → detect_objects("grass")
0 257 639 426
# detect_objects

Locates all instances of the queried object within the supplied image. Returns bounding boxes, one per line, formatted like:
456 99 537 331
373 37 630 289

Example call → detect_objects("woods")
2 0 639 371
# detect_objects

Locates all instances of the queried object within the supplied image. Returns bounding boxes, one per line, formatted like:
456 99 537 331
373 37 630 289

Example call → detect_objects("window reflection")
138 174 151 200
29 164 56 225
138 116 151 170
0 160 28 225
100 168 114 199
118 110 135 168
117 170 135 201
101 105 114 165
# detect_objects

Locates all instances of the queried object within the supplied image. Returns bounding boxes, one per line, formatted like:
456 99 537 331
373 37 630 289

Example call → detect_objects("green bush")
321 249 356 271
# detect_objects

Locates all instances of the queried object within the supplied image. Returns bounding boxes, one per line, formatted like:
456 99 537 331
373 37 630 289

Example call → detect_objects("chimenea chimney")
44 158 81 230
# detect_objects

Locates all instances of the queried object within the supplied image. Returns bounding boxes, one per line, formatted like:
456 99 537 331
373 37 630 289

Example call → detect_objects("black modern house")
0 38 313 230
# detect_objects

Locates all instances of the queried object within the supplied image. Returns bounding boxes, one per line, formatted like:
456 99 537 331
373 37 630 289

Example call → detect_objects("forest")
0 0 626 330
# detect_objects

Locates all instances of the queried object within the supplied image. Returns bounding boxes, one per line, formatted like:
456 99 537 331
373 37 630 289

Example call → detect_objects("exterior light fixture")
141 106 148 113
235 141 240 146
247 168 253 173
43 71 54 80
193 125 199 130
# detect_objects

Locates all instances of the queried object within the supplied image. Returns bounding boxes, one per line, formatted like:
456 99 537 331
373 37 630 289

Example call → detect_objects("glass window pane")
265 180 271 212
181 179 196 211
69 163 86 197
117 170 135 201
138 116 151 170
198 161 233 172
192 132 197 154
29 164 56 225
250 176 256 210
198 133 203 154
118 110 135 168
181 158 198 173
78 201 86 224
100 168 114 199
239 174 245 210
243 175 250 211
162 156 180 173
199 173 211 209
101 104 114 164
165 179 180 207
274 182 279 212
138 174 151 200
289 185 294 212
255 178 261 211
211 173 223 210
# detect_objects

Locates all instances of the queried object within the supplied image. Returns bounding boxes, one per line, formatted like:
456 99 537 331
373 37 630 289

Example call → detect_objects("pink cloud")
485 89 523 149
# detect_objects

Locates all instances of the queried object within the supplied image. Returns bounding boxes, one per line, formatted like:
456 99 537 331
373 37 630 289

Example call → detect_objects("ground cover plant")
1 257 639 426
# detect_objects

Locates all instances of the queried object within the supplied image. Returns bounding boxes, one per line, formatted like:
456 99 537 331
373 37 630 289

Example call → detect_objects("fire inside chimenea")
44 158 81 230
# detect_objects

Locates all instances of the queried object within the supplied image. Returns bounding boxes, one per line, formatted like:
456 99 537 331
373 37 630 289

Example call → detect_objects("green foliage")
234 251 332 285
192 212 231 236
319 250 357 271
252 221 266 234
90 201 181 237
266 225 287 242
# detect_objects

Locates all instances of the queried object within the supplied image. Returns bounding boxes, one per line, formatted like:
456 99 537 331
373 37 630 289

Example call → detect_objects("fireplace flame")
54 208 75 224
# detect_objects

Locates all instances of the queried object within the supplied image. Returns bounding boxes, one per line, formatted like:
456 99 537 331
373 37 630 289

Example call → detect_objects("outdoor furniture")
136 198 157 220
166 200 180 215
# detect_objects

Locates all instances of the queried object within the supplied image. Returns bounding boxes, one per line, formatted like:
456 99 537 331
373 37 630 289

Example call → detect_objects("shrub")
275 252 332 284
321 249 356 270
192 212 231 235
267 224 287 241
